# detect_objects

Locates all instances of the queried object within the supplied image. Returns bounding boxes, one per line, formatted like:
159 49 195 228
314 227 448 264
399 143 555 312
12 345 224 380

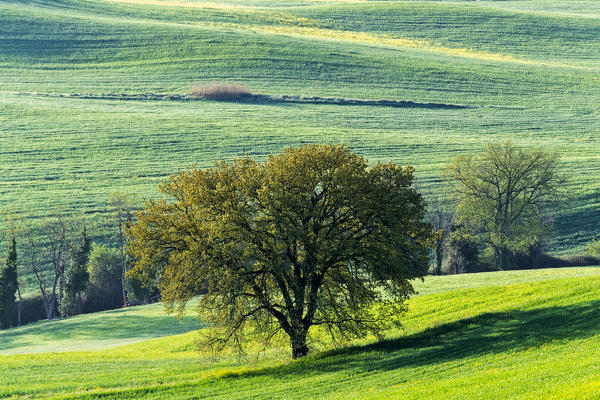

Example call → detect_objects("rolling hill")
3 2 600 398
2 268 600 399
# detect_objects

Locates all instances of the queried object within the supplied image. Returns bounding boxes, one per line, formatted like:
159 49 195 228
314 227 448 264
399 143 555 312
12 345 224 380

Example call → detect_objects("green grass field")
3 3 600 397
2 268 600 399
1 1 599 288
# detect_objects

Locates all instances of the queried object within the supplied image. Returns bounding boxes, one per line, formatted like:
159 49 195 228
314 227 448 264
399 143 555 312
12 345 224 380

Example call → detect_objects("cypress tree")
0 238 18 329
60 230 91 317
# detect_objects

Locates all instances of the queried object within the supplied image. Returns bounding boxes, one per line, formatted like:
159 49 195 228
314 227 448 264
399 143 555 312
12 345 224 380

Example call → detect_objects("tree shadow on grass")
241 300 600 379
19 301 600 399
322 300 600 372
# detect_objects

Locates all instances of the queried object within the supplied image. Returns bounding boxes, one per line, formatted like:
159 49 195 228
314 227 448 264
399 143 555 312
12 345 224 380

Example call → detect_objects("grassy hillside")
1 0 599 293
0 300 201 355
2 268 600 399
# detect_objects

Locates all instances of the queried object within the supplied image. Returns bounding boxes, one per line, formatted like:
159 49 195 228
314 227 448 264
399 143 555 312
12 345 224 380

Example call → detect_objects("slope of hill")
1 0 599 294
1 268 600 399
0 300 201 355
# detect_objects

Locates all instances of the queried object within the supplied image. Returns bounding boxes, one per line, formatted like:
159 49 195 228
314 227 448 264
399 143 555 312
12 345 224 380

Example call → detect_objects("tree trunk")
16 286 22 327
49 276 59 320
435 244 443 275
58 275 64 317
35 277 53 320
119 226 128 306
48 294 56 320
530 244 541 269
493 246 503 270
290 331 309 359
42 295 52 320
121 267 127 306
494 245 512 270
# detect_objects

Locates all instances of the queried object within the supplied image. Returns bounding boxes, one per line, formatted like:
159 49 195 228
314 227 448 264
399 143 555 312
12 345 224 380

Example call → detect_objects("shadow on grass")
34 301 600 399
18 92 472 110
245 94 472 110
234 300 600 379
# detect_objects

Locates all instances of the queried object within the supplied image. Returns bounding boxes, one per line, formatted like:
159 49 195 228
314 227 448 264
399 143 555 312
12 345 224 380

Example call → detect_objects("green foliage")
88 244 121 286
59 230 91 317
85 244 123 313
588 238 600 257
0 238 18 329
446 141 566 269
128 275 153 303
444 228 483 274
128 145 432 358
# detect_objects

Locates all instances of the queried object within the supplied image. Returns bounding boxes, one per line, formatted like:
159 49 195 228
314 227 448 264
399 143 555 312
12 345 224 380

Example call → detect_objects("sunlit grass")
0 301 201 355
2 269 600 399
250 25 595 69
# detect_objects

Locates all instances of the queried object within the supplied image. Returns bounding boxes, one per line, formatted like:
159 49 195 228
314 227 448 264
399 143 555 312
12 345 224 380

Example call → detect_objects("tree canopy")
127 144 432 358
445 141 566 270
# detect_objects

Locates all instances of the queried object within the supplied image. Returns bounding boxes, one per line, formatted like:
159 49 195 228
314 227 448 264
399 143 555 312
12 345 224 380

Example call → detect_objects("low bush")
510 252 600 270
191 82 251 100
12 295 47 326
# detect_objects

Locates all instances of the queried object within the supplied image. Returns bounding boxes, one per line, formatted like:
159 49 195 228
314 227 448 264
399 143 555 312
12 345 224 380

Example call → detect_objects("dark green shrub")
83 244 123 313
12 295 46 326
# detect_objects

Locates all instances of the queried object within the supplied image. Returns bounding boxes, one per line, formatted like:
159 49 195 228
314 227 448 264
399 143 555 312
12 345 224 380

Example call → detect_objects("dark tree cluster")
0 238 18 329
0 196 153 329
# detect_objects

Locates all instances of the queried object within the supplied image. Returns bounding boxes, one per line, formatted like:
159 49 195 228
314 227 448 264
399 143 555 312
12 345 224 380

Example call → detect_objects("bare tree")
23 213 77 320
23 227 54 320
426 192 454 275
46 212 75 318
417 182 454 275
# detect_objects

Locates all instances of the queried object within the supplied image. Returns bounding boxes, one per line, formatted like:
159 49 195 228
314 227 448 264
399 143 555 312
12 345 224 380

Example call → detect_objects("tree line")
1 142 597 340
0 195 156 329
429 141 598 274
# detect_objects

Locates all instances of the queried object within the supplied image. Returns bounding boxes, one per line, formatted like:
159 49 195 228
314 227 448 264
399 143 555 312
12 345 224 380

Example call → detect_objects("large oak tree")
127 145 432 358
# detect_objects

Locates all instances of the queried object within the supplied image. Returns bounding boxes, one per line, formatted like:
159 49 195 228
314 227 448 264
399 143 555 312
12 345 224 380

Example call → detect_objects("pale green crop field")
2 268 600 399
1 0 599 291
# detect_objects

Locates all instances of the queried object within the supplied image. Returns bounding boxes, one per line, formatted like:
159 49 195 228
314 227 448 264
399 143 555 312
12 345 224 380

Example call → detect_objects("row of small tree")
0 195 154 329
